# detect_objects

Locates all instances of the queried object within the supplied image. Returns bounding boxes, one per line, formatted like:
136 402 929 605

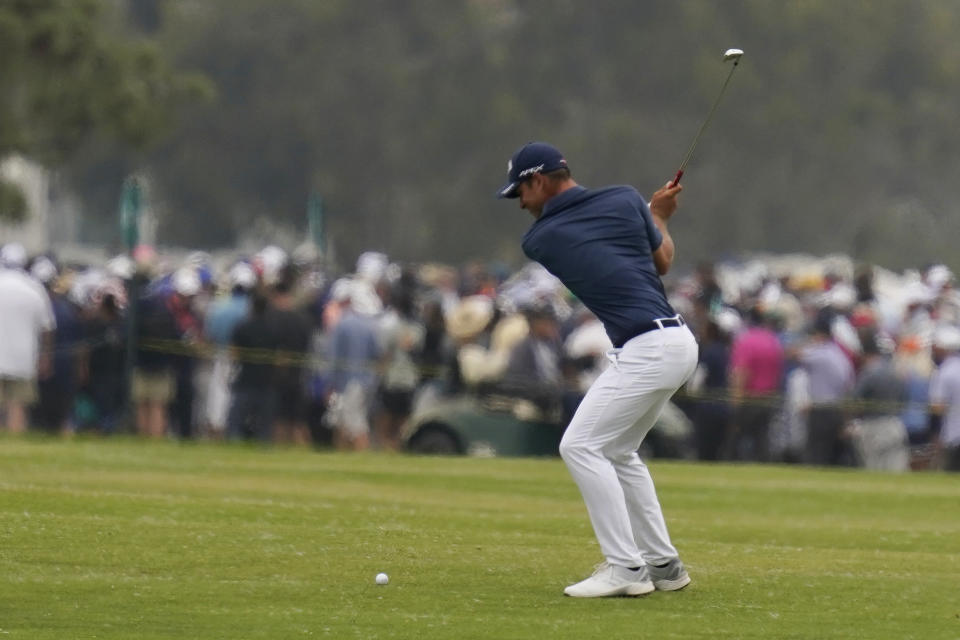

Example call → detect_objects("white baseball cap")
172 267 201 296
228 262 256 290
348 279 383 316
933 325 960 351
106 255 135 280
714 307 743 335
30 256 57 283
1 243 27 269
356 251 388 283
925 264 954 291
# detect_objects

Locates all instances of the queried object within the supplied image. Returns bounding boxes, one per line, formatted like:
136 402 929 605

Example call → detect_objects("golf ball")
375 572 389 585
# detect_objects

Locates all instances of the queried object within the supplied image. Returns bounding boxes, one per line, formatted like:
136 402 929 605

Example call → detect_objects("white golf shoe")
563 562 655 598
647 558 691 591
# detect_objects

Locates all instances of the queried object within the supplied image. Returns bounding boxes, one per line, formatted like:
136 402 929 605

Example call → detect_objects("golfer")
498 142 697 597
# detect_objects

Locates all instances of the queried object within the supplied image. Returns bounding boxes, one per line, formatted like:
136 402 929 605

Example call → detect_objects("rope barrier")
40 333 932 415
28 291 934 417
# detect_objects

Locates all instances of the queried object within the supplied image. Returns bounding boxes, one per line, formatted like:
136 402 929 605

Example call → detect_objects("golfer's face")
518 176 545 216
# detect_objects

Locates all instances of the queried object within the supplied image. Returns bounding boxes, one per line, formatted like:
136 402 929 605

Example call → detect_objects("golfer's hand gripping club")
650 181 683 221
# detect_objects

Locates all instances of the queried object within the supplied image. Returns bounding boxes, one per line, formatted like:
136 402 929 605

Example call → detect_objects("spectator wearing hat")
690 316 733 461
132 267 200 438
0 246 55 433
444 294 496 395
797 309 855 465
227 291 278 442
455 307 529 394
690 261 724 339
30 257 83 435
893 335 933 453
901 280 935 340
267 265 313 446
203 262 255 437
928 324 960 471
498 304 564 420
411 295 453 412
78 282 127 434
374 274 425 451
168 268 204 439
772 339 812 464
848 332 909 471
925 264 960 325
326 280 382 450
306 277 354 445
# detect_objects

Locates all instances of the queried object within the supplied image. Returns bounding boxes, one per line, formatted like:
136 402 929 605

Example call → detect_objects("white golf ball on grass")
375 572 389 585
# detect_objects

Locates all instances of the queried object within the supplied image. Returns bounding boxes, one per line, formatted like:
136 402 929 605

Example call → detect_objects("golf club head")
723 48 744 62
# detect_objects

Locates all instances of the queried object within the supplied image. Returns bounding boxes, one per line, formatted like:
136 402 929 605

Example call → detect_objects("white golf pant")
559 324 698 568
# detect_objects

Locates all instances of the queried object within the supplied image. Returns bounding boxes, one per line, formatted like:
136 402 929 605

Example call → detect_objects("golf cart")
402 392 693 458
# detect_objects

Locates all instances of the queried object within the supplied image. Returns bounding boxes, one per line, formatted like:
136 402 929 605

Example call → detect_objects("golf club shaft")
669 59 741 187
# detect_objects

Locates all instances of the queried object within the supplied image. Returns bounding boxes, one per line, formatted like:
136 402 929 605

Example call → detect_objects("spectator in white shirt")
928 324 960 471
0 244 56 433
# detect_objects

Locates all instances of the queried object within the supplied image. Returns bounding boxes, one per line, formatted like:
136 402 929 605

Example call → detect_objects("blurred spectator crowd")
1 240 959 472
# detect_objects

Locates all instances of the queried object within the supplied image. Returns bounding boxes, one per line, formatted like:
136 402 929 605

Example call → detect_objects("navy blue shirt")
522 185 675 348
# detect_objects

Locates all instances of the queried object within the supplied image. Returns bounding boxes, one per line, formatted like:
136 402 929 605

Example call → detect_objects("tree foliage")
0 0 210 221
63 0 960 270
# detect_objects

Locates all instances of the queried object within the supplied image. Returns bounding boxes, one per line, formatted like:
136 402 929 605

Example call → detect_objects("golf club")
669 48 744 187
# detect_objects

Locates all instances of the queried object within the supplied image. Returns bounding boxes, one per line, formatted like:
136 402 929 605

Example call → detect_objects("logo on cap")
518 164 546 178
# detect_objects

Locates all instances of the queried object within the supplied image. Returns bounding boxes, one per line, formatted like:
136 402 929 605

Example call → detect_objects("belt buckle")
653 314 683 330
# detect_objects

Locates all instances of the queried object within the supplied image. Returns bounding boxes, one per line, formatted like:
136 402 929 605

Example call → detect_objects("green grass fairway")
1 438 958 639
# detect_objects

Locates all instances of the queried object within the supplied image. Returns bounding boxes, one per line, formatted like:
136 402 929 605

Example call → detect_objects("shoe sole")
564 582 655 598
624 582 656 597
653 573 691 591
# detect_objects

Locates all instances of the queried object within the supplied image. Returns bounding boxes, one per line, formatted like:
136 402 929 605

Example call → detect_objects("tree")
60 1 960 271
0 0 210 222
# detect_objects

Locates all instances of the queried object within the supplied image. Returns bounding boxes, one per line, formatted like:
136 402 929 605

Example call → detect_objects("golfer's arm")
651 214 675 275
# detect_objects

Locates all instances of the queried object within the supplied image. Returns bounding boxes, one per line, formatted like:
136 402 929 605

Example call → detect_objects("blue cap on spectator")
497 142 568 199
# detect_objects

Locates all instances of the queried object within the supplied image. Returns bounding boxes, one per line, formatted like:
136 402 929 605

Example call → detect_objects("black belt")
633 314 686 337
